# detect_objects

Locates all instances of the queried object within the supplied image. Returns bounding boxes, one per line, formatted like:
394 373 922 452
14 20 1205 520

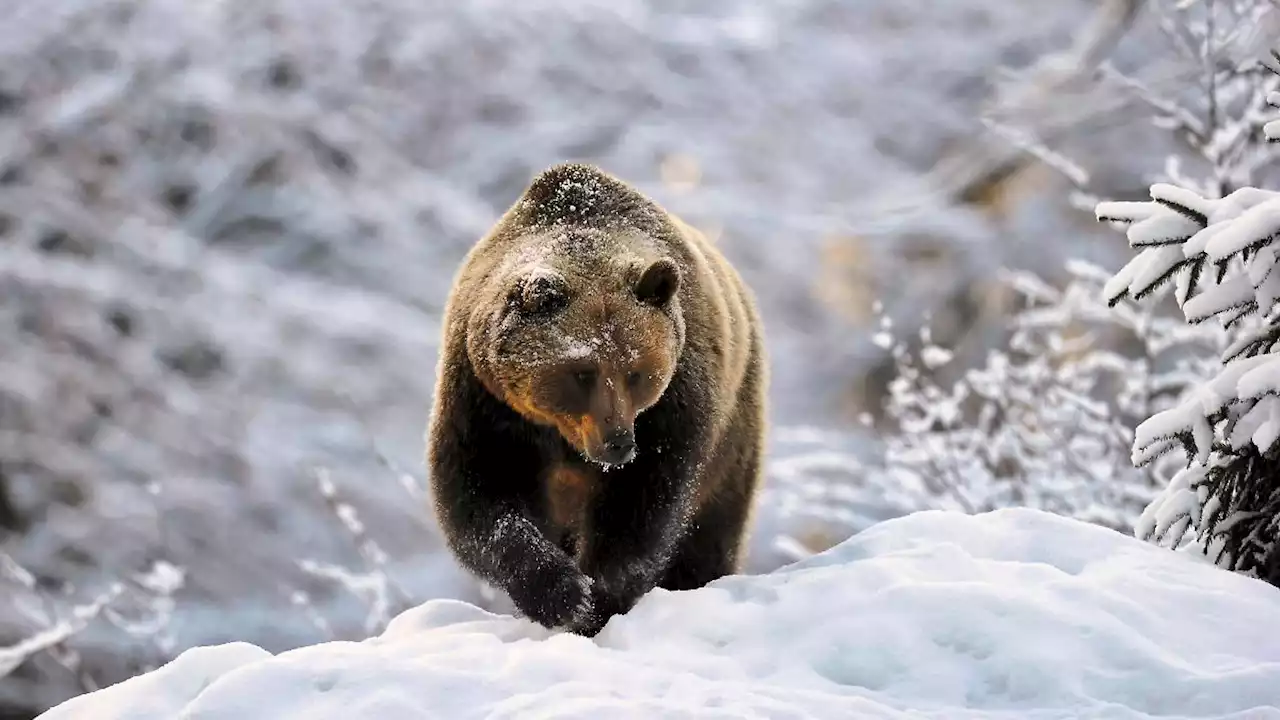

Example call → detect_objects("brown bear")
425 162 767 636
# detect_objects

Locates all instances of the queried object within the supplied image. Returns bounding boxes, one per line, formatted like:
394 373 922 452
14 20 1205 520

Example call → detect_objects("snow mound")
39 509 1280 719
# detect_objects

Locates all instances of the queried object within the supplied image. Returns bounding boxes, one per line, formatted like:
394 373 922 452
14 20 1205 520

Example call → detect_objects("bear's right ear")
514 268 570 316
635 258 681 308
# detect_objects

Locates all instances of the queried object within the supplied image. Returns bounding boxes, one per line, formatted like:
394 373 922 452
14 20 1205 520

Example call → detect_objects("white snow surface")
39 509 1280 720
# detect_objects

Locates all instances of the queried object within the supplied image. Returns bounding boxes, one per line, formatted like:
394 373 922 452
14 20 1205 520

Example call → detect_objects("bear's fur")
426 162 767 636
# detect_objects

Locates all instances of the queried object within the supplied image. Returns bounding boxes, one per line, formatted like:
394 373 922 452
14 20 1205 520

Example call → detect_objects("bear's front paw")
564 561 659 637
510 558 594 630
596 560 658 614
565 596 609 638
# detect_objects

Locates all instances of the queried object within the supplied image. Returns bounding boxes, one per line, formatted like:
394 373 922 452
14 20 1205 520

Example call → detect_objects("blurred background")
3 0 1277 716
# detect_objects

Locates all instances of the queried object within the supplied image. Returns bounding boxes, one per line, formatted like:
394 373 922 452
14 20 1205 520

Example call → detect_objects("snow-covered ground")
38 508 1280 720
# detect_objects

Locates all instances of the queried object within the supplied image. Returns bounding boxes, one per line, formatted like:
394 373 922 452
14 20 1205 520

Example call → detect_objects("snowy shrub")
1096 38 1280 584
296 468 418 637
1096 0 1280 197
870 261 1223 532
864 0 1280 544
0 553 184 691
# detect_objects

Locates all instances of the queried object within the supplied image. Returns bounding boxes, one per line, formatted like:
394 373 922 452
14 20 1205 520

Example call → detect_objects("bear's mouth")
583 425 638 469
562 418 638 470
584 447 638 472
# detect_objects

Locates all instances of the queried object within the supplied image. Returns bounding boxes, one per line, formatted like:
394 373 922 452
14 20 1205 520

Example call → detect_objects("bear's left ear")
635 258 681 307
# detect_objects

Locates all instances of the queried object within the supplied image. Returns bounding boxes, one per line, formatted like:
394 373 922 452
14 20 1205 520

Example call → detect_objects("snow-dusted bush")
868 261 1223 532
1109 0 1280 199
864 0 1280 542
0 553 184 692
1096 40 1280 584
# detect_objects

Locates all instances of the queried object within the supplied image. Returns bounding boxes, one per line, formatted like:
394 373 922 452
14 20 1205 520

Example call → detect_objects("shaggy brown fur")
426 162 767 636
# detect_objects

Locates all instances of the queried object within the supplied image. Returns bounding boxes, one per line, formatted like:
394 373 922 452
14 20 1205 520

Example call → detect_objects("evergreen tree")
1098 45 1280 586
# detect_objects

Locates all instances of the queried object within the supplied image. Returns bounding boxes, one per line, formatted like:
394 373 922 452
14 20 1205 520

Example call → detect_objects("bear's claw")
572 574 595 620
509 555 596 631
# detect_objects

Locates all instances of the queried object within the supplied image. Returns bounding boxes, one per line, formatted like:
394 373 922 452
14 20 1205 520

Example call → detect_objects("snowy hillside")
38 509 1280 720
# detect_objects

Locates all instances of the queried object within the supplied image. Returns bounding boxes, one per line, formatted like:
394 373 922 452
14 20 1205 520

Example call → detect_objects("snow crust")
40 509 1280 719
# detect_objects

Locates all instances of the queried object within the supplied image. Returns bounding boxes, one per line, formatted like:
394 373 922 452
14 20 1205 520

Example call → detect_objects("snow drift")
38 509 1280 719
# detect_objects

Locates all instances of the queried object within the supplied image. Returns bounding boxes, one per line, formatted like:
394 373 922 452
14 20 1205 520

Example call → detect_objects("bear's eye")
523 287 567 316
516 274 570 317
573 369 597 389
626 371 643 388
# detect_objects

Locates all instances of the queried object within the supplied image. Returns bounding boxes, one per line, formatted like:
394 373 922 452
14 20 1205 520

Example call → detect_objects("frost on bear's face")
486 255 682 469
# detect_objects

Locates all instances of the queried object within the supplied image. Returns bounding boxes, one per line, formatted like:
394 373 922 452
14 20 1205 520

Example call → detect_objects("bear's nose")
600 427 636 465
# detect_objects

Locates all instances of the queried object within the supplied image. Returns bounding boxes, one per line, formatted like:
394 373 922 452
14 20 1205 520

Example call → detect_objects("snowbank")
39 509 1280 719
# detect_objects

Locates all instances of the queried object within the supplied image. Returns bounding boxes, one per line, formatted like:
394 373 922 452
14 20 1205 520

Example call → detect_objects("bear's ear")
635 258 680 308
515 268 570 316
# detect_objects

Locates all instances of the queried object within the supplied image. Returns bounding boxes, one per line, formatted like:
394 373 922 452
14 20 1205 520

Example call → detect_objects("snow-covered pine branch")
1097 38 1280 585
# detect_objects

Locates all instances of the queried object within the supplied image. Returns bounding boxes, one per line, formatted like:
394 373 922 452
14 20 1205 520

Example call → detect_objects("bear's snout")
597 426 637 466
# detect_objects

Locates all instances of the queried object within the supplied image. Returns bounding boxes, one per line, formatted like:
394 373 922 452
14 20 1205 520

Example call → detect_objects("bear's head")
467 230 686 468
